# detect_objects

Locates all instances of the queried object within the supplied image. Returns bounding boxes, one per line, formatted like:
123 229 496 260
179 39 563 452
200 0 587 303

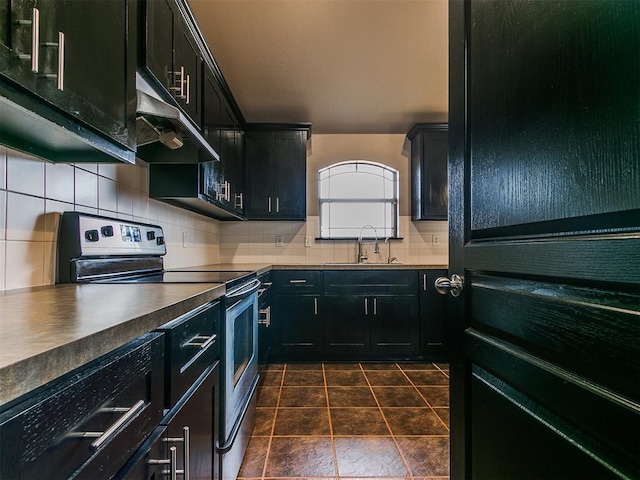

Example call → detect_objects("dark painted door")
275 294 322 355
448 1 639 478
370 295 419 355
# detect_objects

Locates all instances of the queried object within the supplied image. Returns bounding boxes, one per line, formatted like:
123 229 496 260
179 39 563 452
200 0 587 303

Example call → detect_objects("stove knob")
85 230 99 242
156 236 165 246
101 225 114 237
147 231 156 241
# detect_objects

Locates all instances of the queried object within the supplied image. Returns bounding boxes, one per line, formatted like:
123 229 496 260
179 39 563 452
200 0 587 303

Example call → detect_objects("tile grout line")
433 362 450 378
322 362 340 479
398 363 450 433
359 362 415 479
260 364 287 480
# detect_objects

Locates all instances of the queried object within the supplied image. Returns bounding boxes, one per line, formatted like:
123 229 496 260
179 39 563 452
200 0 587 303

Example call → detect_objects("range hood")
135 72 219 163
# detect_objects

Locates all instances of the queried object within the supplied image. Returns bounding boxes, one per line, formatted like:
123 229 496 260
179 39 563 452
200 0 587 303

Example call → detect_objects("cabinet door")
420 130 448 219
162 363 218 480
50 0 132 147
275 294 322 355
245 129 308 220
231 127 245 214
145 0 174 90
271 131 307 219
245 130 275 218
419 270 447 357
409 124 448 220
203 69 222 155
173 15 202 127
370 295 419 355
323 295 370 355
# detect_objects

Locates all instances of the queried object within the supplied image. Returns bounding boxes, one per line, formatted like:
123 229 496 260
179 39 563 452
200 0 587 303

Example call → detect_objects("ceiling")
189 0 449 134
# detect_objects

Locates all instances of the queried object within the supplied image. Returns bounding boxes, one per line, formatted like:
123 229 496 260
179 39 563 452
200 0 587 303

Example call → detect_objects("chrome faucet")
384 237 397 264
357 225 379 263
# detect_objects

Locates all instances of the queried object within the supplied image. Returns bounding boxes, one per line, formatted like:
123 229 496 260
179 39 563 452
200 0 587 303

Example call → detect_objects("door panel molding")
465 235 640 284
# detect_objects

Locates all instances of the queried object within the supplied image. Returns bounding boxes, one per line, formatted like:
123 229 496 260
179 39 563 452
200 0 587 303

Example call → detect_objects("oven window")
233 304 253 386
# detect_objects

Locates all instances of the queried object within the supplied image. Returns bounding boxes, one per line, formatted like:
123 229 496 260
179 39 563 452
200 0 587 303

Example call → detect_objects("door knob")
434 274 464 297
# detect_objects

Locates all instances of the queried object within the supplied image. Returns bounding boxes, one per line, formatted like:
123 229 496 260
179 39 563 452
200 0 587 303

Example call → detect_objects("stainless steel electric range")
57 212 259 480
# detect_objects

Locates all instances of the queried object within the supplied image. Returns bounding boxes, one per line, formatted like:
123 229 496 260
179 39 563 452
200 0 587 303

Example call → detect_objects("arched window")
318 160 399 238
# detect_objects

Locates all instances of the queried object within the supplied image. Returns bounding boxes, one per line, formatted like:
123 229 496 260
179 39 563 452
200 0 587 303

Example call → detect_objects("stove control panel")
62 212 167 257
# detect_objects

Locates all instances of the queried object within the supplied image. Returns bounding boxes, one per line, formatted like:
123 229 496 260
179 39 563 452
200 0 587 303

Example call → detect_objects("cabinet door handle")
179 66 185 99
374 297 377 315
423 273 427 291
184 334 216 350
235 192 243 210
364 298 368 315
276 197 280 213
268 196 272 212
185 74 190 104
68 399 145 449
169 446 178 480
289 279 307 284
165 426 190 479
16 8 39 72
183 426 190 480
314 297 318 315
57 31 65 90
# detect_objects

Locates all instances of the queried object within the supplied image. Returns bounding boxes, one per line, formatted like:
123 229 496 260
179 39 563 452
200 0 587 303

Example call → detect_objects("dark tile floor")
238 362 450 479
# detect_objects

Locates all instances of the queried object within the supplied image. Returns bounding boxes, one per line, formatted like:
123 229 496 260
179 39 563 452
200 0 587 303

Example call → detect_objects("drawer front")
157 301 221 407
324 270 418 294
0 333 165 480
274 270 323 293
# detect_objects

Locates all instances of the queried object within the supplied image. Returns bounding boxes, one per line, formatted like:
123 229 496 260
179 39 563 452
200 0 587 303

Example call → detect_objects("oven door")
222 279 260 442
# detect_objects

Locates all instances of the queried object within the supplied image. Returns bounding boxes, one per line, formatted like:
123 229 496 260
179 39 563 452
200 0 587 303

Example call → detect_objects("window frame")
318 160 400 239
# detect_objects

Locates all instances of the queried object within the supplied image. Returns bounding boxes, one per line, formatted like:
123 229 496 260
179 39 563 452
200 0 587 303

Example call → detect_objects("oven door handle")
226 278 261 300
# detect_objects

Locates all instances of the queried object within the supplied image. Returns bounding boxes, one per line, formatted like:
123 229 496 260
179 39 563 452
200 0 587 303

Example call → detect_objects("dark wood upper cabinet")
407 123 448 220
144 0 174 91
143 0 202 128
0 0 136 163
245 125 310 221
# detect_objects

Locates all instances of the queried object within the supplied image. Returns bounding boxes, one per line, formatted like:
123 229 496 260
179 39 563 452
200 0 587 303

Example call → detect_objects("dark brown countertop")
0 283 225 408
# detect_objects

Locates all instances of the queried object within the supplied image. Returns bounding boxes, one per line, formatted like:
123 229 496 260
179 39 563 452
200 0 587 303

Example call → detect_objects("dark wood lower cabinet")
115 362 220 480
274 294 322 355
271 270 430 360
323 295 370 355
370 295 419 355
0 334 165 480
419 269 448 358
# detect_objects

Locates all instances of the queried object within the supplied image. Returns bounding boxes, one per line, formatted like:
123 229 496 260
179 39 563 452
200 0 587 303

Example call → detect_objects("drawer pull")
184 334 217 350
69 399 145 450
289 279 307 284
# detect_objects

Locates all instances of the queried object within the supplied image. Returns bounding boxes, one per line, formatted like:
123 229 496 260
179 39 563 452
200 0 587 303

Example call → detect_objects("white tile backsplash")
5 240 45 289
45 163 75 203
0 151 224 292
7 150 45 196
0 146 6 190
98 175 118 212
6 192 45 242
74 167 98 208
0 190 5 241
